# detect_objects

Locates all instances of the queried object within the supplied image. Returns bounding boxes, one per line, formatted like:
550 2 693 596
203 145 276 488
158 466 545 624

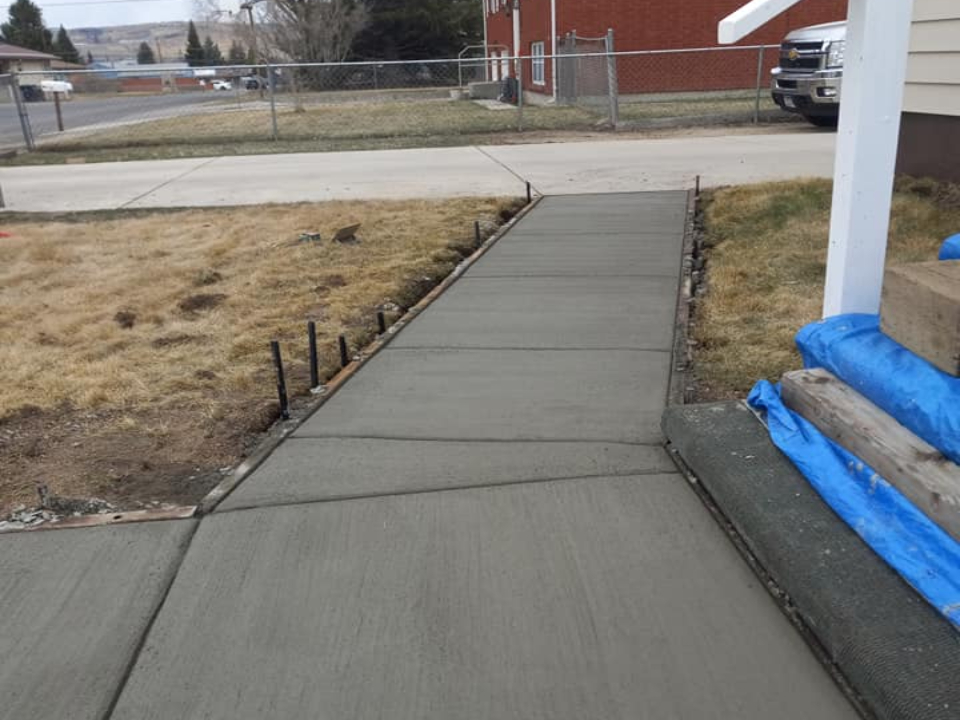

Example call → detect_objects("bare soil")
0 197 521 518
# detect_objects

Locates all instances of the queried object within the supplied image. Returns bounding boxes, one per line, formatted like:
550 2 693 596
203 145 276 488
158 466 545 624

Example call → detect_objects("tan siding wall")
905 0 960 116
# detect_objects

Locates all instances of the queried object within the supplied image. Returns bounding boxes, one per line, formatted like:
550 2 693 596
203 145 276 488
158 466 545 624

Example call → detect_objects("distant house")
0 40 57 74
896 0 960 183
482 0 847 97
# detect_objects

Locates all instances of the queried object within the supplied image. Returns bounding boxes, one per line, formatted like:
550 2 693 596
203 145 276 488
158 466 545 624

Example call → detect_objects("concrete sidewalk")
0 193 857 719
0 130 836 212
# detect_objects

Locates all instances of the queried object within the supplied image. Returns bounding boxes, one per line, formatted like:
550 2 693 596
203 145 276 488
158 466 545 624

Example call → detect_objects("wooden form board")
881 260 960 376
782 368 960 543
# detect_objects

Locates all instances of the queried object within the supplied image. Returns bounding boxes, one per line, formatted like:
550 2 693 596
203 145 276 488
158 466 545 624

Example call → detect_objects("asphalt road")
0 91 232 147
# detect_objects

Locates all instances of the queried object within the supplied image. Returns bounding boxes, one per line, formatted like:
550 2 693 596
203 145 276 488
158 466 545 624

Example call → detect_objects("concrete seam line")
664 441 878 720
472 145 540 194
98 518 201 720
196 195 545 516
284 435 664 446
117 156 220 210
383 346 674 353
214 470 680 515
666 188 698 408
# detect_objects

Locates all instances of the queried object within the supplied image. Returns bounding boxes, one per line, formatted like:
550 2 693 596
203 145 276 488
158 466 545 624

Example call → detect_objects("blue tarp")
939 233 960 261
748 381 960 627
796 314 960 464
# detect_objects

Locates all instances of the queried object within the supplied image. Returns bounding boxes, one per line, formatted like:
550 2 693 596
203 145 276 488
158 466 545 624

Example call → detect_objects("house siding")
484 0 847 95
897 0 960 182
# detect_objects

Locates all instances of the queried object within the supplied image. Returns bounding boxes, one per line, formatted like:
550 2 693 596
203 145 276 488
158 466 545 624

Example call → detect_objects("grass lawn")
0 197 521 517
693 177 960 400
36 99 598 152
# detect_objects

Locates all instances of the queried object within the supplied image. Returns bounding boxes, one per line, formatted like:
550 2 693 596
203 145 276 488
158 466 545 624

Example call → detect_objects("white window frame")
531 41 545 86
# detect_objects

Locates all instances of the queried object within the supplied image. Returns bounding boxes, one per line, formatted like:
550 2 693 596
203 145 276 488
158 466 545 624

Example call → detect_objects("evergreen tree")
136 41 156 64
1 0 53 53
202 35 222 66
352 0 480 60
184 20 204 66
227 39 246 64
52 25 79 63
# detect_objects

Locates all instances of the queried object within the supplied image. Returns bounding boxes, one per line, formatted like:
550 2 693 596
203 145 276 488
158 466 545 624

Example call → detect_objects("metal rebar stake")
338 334 349 368
270 340 290 420
307 321 319 388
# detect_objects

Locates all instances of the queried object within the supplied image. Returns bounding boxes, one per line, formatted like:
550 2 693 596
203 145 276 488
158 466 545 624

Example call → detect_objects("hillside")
68 21 246 64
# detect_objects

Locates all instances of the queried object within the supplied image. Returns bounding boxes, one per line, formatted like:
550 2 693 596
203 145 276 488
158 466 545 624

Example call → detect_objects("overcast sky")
37 0 241 29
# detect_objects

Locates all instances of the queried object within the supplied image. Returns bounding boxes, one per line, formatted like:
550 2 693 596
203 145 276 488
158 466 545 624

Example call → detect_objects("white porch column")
822 0 914 317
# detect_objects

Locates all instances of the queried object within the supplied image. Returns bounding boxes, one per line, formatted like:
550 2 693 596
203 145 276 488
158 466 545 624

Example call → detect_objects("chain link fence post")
754 45 766 125
605 28 619 127
8 75 35 151
516 56 524 132
267 63 279 141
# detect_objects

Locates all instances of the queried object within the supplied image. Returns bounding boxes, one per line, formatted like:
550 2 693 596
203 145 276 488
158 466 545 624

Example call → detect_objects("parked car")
211 79 233 91
771 21 845 127
240 76 261 90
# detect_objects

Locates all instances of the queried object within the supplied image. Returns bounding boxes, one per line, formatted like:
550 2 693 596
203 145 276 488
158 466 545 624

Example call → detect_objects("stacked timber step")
781 260 960 544
782 369 960 543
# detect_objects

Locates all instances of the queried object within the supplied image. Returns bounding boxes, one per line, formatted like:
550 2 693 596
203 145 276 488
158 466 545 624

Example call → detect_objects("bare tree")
260 0 369 64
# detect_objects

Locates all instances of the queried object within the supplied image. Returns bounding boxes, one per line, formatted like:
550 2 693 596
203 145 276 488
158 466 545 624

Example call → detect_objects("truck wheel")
803 114 839 128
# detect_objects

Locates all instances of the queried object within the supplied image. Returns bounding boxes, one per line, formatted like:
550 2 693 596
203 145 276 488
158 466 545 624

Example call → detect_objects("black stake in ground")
526 181 532 203
695 175 701 198
270 340 289 420
474 220 481 245
338 334 349 368
307 321 319 388
377 311 387 335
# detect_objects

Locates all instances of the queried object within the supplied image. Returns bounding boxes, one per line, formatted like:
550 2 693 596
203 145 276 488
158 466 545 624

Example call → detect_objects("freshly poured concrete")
112 477 856 720
293 347 671 443
391 276 679 350
92 192 856 719
0 520 195 720
219 439 674 511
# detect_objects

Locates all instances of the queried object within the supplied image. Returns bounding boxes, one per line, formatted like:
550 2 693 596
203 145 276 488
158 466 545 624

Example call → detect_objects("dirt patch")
178 293 227 313
0 196 522 517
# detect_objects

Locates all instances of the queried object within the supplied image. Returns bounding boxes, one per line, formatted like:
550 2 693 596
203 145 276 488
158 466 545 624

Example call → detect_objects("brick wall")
485 0 847 94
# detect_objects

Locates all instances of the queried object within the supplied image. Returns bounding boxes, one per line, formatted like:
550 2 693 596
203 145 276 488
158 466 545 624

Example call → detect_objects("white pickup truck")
771 21 845 127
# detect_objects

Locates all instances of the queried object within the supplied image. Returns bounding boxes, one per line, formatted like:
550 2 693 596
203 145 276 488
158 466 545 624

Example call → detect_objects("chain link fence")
1 45 791 157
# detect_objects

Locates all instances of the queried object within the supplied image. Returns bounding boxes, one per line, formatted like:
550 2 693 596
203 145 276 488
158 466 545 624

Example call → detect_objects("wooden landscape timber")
781 368 960 544
881 260 960 376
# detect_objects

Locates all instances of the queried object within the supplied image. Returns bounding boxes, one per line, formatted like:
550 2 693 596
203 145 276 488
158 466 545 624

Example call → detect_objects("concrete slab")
391 276 679 350
124 146 524 208
218 438 675 511
0 157 213 212
112 476 856 720
469 234 682 277
294 348 671 443
1 131 833 213
484 132 836 195
0 520 196 720
662 402 960 720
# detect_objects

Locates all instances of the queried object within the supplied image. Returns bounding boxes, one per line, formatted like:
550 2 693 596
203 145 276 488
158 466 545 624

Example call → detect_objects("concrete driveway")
0 129 836 212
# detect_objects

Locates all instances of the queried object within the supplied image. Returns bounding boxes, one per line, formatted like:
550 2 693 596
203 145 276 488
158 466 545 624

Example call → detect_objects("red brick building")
483 0 847 97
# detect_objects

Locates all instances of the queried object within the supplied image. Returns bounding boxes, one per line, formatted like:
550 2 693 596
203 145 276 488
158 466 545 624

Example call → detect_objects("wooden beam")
718 0 804 44
822 0 915 316
782 368 960 544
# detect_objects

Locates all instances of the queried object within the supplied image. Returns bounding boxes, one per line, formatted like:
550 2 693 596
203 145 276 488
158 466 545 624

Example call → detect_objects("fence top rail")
14 44 781 78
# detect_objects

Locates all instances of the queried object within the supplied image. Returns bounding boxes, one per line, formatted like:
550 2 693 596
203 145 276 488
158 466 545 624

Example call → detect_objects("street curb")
196 194 543 515
662 401 960 720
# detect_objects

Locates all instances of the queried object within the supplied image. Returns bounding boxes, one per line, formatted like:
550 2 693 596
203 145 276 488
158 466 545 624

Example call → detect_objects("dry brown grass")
0 197 519 513
694 177 960 400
